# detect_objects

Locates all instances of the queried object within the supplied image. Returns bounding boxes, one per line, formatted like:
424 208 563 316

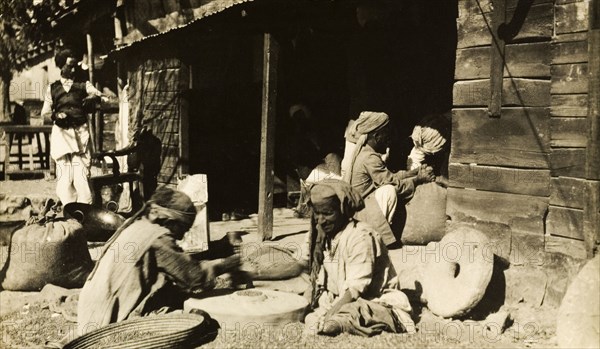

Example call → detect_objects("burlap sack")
401 182 447 245
0 219 93 291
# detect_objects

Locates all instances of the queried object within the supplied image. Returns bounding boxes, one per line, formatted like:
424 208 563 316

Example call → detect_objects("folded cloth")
325 298 409 337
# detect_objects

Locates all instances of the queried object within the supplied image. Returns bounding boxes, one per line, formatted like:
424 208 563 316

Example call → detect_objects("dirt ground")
0 294 558 348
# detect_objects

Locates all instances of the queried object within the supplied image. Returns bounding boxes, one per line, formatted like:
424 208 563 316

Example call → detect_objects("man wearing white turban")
407 112 452 187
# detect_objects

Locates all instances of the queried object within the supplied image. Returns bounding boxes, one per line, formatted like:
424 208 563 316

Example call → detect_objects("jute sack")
401 182 447 245
0 219 93 291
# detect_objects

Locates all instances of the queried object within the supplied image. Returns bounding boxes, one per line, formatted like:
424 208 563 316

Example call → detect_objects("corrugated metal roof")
113 0 254 53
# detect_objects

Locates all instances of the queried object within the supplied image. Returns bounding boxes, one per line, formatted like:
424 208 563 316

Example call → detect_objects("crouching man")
77 187 240 334
343 111 435 246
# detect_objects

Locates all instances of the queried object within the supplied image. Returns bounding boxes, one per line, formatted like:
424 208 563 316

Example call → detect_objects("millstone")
184 289 308 329
422 227 494 318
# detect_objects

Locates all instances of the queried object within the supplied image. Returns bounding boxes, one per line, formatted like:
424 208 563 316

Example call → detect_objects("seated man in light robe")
303 180 415 336
77 187 241 335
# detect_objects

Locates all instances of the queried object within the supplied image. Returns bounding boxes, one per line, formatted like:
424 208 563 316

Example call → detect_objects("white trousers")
55 153 92 204
374 184 398 224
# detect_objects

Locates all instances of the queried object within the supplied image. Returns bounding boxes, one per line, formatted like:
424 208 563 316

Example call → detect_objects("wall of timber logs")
449 0 597 259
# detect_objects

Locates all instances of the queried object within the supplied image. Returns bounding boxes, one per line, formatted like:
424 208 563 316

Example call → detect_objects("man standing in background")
41 49 106 204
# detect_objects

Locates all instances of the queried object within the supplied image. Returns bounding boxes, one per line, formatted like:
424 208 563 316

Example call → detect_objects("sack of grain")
0 219 93 291
401 182 447 245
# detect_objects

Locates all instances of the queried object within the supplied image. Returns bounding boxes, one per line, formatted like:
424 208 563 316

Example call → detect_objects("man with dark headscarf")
77 187 241 334
302 179 415 336
341 111 434 246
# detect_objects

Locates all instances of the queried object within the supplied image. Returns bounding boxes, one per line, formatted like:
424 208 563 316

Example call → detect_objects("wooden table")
1 125 54 180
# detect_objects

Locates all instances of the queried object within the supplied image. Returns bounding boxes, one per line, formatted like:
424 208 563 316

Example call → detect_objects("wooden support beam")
584 0 600 256
259 33 278 241
86 33 98 154
114 12 123 42
86 34 94 85
179 65 190 177
489 0 507 117
587 0 600 179
583 180 600 256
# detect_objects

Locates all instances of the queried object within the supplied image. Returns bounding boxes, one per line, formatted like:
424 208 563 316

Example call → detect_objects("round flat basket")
422 227 494 318
64 313 215 349
184 289 308 329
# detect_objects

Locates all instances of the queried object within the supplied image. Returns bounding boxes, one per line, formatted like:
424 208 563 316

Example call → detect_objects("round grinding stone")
422 227 494 318
184 289 309 329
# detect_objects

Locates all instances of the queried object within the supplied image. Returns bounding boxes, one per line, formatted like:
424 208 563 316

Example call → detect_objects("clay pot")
63 203 126 241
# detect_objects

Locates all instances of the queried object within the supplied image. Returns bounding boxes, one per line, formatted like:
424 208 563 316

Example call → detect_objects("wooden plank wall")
451 0 553 240
450 0 590 259
129 57 190 188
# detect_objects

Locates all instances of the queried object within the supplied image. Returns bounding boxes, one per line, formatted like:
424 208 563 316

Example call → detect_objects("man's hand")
53 112 71 128
435 175 449 188
416 164 435 184
214 254 242 275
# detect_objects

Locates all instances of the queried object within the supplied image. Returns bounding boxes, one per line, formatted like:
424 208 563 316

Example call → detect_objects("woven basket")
63 313 218 349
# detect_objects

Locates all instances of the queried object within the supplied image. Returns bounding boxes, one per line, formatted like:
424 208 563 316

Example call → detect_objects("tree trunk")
0 74 11 123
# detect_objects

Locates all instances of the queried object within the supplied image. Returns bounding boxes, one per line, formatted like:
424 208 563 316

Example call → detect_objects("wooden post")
584 0 600 257
258 33 278 241
86 33 98 154
179 64 190 176
86 34 95 85
489 0 506 118
587 0 600 180
113 12 123 43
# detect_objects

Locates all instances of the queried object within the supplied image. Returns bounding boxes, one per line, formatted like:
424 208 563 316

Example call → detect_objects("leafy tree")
0 0 56 122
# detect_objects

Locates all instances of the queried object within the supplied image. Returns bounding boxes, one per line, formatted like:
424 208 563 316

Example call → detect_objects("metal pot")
64 203 126 242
